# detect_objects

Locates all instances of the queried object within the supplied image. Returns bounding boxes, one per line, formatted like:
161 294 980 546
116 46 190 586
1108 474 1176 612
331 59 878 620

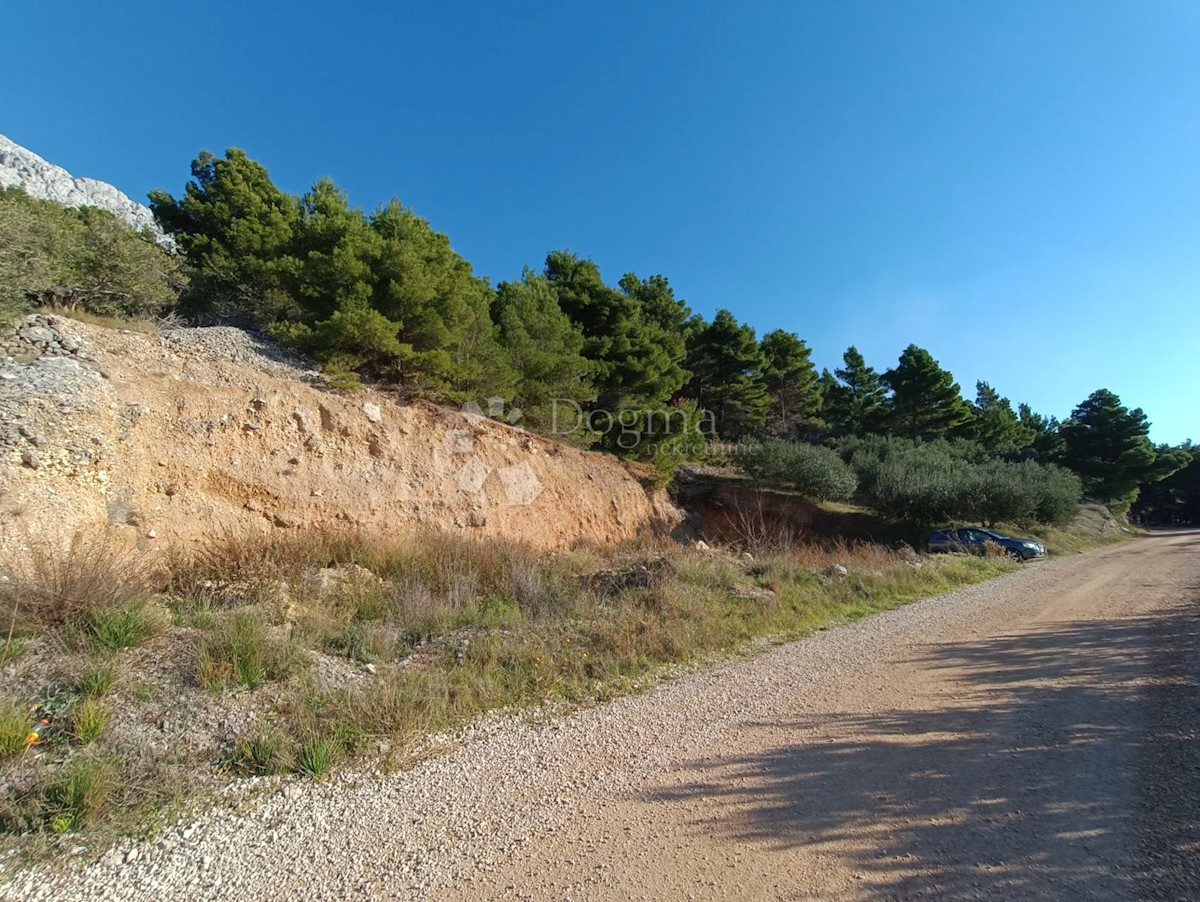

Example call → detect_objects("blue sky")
4 1 1198 443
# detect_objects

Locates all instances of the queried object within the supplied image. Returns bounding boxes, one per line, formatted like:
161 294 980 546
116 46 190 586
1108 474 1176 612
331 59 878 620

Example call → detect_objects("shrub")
0 187 184 322
197 612 307 691
734 441 857 502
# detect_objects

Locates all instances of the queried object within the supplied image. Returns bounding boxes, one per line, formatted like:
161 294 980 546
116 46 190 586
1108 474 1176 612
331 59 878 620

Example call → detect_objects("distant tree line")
0 147 1189 518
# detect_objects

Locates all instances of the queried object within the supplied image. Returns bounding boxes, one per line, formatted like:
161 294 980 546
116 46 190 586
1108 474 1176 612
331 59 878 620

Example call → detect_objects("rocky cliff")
0 314 682 561
0 132 166 241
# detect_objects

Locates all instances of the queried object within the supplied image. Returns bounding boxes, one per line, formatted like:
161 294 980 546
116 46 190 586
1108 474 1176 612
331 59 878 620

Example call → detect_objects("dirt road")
458 531 1200 901
11 532 1198 901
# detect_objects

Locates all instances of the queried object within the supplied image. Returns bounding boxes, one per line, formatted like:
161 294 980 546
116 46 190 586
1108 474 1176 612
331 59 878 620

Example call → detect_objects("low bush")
734 440 858 502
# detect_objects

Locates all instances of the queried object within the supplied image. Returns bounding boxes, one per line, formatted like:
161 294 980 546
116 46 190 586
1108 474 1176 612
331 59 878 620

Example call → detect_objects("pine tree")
493 269 594 430
369 199 513 400
759 329 821 438
969 381 1036 453
882 344 972 440
822 346 887 436
544 251 686 410
1060 389 1189 512
682 309 768 440
149 148 301 323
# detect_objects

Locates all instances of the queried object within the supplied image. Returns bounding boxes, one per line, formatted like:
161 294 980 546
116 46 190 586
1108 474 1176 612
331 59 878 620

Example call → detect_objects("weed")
231 729 289 776
0 700 31 757
293 735 338 779
74 660 117 698
70 698 110 745
86 604 163 651
42 756 115 832
0 534 151 632
197 612 307 691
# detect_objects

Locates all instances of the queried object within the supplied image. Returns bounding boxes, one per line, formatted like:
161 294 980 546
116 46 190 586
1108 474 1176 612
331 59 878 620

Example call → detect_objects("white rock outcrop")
0 132 168 244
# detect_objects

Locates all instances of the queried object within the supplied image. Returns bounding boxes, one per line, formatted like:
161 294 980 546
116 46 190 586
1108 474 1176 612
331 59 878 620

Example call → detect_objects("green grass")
196 612 308 691
42 757 116 833
86 604 162 651
70 698 110 745
0 701 31 757
74 661 117 698
293 735 339 780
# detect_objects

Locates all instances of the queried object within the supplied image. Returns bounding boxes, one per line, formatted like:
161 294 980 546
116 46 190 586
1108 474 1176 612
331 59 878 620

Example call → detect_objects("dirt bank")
0 314 682 561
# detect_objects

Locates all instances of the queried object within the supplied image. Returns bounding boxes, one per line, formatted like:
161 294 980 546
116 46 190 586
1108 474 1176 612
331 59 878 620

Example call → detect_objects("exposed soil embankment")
0 315 682 560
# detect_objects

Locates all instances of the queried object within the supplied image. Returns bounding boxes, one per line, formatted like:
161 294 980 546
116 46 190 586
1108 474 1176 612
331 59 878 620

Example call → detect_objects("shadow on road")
642 604 1200 899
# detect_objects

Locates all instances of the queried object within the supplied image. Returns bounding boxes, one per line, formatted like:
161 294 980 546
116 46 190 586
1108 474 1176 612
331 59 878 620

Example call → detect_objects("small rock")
272 512 301 529
21 450 40 469
695 540 712 553
125 847 139 864
362 663 378 675
824 563 849 580
362 402 383 424
146 529 157 539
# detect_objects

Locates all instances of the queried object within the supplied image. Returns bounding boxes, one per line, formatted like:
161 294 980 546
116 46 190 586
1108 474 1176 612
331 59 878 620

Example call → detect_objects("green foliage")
682 309 768 440
493 269 594 430
968 382 1036 454
231 729 289 776
150 148 300 324
1133 442 1200 524
734 440 858 502
821 346 888 437
882 344 972 440
1059 389 1188 513
294 734 339 779
43 756 115 832
760 329 822 438
75 661 117 698
87 604 161 651
545 252 688 413
842 435 1081 526
0 187 184 323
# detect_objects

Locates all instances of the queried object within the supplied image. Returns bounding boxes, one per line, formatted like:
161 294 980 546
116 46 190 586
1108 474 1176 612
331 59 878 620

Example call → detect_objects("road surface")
457 531 1200 901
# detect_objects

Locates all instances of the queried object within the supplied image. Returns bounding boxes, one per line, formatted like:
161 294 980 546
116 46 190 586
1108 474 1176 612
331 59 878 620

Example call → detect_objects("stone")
21 449 40 469
695 540 712 553
0 132 171 243
272 512 301 529
299 563 382 599
362 663 378 675
362 401 383 424
824 563 849 580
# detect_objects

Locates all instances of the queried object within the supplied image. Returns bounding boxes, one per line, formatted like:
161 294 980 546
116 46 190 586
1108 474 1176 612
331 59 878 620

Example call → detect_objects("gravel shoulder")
4 532 1197 901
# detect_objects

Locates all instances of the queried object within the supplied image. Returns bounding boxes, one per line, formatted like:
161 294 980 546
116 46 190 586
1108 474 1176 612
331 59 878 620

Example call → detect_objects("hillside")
0 312 682 563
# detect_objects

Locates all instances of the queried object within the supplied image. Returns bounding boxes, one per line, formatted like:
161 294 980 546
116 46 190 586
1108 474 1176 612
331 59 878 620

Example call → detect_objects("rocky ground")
3 531 1194 901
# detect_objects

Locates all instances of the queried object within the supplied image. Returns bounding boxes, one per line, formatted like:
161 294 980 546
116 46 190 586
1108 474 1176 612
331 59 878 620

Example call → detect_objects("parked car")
927 526 1046 560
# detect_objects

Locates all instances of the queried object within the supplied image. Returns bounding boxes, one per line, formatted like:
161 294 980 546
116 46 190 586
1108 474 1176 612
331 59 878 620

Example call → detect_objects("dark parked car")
927 526 1046 560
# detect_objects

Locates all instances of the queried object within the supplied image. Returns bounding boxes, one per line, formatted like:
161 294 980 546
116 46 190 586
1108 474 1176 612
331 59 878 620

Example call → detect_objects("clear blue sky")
4 1 1198 443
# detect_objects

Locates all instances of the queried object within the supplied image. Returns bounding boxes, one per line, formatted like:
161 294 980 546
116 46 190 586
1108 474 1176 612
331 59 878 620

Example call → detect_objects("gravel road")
5 531 1197 901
